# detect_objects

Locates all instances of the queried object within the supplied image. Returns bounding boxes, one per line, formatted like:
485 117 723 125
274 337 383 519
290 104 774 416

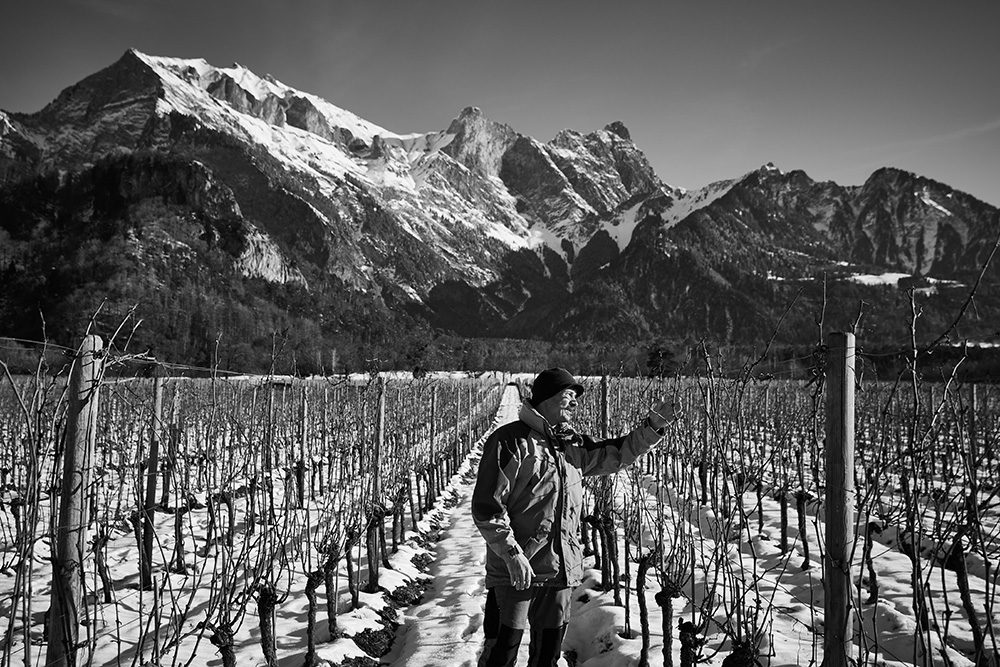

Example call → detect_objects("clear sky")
2 1 998 206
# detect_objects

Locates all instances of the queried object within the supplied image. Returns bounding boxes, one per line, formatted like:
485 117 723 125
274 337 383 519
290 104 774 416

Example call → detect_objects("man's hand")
506 552 534 590
647 399 680 430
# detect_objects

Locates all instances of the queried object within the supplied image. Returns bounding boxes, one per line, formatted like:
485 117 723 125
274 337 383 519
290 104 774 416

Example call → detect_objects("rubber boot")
478 589 500 667
481 624 524 667
527 623 568 667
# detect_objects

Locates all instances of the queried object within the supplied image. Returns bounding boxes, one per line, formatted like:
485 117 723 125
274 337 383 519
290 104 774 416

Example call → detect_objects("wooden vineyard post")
365 375 386 593
824 332 855 667
160 385 181 508
428 385 437 508
452 384 461 474
598 375 620 599
451 384 460 481
322 387 330 495
48 335 103 667
141 373 165 590
700 384 711 507
265 383 276 520
297 385 308 508
466 380 473 460
600 375 610 439
967 385 982 552
407 430 419 531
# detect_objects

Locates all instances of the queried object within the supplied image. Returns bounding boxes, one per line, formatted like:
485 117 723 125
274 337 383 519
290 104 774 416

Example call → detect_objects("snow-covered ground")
383 385 997 667
845 272 913 286
0 379 500 667
383 386 522 666
2 381 993 666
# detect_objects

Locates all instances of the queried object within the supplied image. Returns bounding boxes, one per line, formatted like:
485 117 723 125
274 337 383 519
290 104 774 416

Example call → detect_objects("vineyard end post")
365 375 386 593
600 375 609 440
48 334 104 667
823 331 855 666
373 375 385 500
141 371 165 589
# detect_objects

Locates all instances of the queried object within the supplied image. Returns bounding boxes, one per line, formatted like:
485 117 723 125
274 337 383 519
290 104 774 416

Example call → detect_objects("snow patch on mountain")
847 272 912 286
146 59 361 188
136 52 486 206
382 130 455 161
664 179 735 225
919 187 952 216
564 177 730 255
605 201 645 250
364 148 420 192
483 215 533 250
509 135 600 256
135 52 394 144
405 153 533 255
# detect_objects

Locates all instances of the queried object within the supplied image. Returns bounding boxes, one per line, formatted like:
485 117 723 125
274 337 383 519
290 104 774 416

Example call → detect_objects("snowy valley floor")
386 384 671 667
386 384 996 667
3 383 990 666
386 385 679 667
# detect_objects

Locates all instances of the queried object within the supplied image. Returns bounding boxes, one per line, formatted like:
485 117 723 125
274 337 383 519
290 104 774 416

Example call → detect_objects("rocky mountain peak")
863 166 912 189
442 106 518 177
35 49 161 118
3 49 167 172
735 163 816 195
457 106 483 120
604 120 631 141
860 166 974 204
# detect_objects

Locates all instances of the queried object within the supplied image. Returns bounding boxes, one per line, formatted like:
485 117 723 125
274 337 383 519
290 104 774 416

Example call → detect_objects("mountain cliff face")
1 50 997 367
847 168 999 278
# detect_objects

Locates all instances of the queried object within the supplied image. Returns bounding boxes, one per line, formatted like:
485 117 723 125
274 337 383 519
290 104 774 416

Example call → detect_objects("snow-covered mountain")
1 50 997 360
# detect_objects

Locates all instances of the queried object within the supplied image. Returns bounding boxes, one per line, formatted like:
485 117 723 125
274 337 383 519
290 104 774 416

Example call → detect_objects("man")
472 368 677 666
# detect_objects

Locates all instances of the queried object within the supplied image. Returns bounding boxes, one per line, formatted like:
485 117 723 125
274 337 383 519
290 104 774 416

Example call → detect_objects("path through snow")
384 382 958 667
385 383 533 666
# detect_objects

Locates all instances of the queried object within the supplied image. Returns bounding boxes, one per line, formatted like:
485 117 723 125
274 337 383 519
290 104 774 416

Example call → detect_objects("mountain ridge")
1 50 997 371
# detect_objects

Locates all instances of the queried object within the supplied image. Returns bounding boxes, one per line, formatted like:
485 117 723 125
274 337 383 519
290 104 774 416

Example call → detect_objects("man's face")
538 388 578 425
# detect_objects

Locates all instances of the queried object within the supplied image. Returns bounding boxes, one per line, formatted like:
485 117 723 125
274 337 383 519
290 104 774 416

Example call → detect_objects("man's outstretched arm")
569 399 679 476
571 424 663 476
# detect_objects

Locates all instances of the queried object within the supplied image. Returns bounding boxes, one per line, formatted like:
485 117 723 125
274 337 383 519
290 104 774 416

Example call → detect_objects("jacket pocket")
563 533 584 584
521 518 553 559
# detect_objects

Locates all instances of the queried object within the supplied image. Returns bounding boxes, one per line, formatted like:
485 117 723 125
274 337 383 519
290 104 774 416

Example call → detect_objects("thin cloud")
922 116 1000 145
857 115 1000 169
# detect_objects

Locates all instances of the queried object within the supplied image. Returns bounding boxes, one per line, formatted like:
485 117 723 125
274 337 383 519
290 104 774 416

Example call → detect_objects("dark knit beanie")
529 368 585 406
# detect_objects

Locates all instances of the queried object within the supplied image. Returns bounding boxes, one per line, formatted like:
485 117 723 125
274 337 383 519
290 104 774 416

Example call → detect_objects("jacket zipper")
547 429 568 583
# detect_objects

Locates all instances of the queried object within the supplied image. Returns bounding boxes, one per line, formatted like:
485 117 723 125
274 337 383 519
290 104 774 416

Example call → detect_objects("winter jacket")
472 400 663 589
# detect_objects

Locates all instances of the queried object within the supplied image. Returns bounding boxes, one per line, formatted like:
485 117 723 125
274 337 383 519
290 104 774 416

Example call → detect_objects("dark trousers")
478 586 571 667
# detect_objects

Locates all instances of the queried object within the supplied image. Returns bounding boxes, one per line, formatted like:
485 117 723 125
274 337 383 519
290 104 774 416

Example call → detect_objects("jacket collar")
518 400 582 450
519 400 550 435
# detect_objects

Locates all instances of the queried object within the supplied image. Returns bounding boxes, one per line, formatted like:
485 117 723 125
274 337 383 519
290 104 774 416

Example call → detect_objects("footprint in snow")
462 611 483 639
